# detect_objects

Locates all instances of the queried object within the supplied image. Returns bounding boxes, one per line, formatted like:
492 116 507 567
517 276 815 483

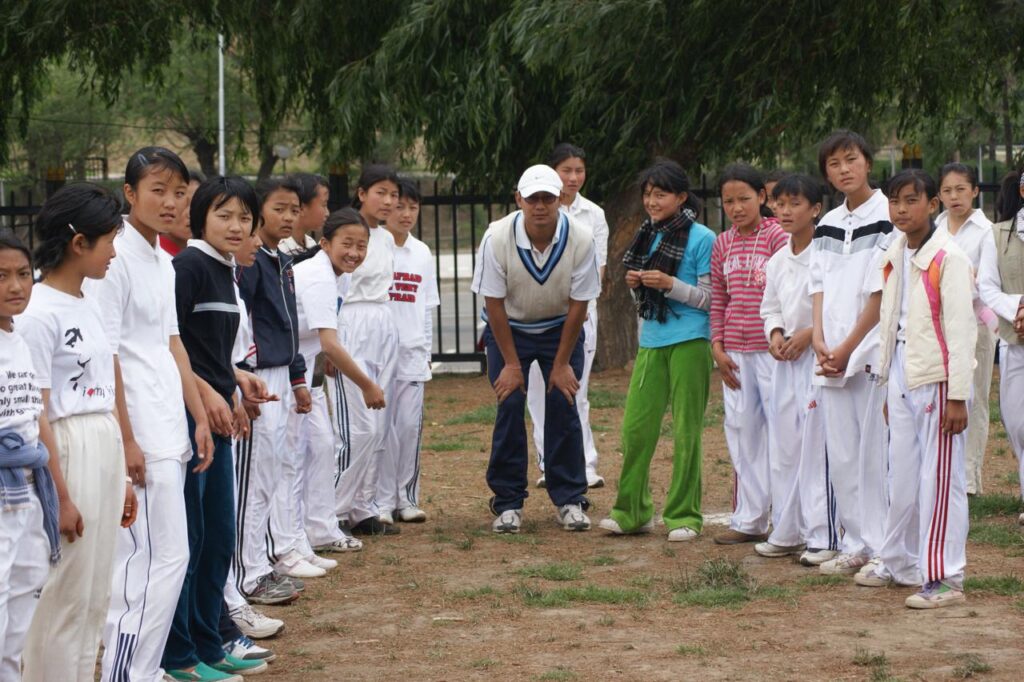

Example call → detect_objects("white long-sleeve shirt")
977 222 1023 333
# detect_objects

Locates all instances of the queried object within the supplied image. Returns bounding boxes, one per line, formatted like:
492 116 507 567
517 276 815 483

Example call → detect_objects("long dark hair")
33 183 122 274
718 163 772 217
637 159 702 217
996 169 1023 223
351 164 399 210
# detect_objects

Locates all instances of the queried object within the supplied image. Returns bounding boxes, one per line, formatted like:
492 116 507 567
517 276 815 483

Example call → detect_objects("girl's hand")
294 387 313 414
782 328 814 361
192 421 215 474
121 483 138 527
625 270 642 289
124 438 147 488
812 335 830 366
362 383 386 410
712 344 740 390
768 330 786 361
206 394 234 438
234 400 252 438
547 363 580 405
639 270 672 291
59 497 84 542
493 365 526 403
943 399 968 434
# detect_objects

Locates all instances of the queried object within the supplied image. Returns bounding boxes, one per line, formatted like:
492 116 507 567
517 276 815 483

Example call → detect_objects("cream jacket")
877 229 977 400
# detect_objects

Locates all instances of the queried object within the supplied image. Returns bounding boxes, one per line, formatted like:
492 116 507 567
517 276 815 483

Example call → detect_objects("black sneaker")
351 516 401 536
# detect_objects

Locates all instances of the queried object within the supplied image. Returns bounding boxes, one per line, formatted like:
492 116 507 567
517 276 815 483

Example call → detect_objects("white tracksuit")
0 489 50 682
378 235 439 515
291 385 345 548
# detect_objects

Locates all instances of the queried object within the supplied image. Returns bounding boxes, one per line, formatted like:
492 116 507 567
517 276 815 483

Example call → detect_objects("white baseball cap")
517 164 562 198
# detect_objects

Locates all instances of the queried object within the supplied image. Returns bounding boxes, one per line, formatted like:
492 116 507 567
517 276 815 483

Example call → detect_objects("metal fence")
0 179 1009 371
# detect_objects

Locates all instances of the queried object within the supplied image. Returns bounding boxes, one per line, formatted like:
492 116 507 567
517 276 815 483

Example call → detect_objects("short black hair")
124 146 189 189
397 178 421 203
289 172 329 205
352 164 399 209
189 176 261 239
718 162 772 217
884 169 938 200
938 163 978 188
255 176 302 207
323 207 369 240
818 130 874 179
0 228 32 269
189 168 206 184
771 173 824 206
547 143 586 168
765 169 789 184
34 183 123 273
637 159 702 215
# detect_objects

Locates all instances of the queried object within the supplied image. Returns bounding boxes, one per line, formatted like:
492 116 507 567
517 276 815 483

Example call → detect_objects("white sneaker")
667 527 699 542
306 554 338 571
598 517 653 535
799 548 839 566
587 473 605 489
856 557 881 576
819 552 869 575
492 509 522 534
378 511 395 525
905 580 966 609
396 506 427 523
277 558 327 579
224 634 277 661
853 566 892 587
229 603 285 639
313 535 363 553
557 504 591 531
755 541 805 557
536 475 546 488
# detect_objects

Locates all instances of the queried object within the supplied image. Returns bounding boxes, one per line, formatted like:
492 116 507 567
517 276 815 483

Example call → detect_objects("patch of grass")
456 536 475 551
993 446 1007 457
588 388 625 409
514 583 649 607
445 403 497 425
970 493 1024 520
676 644 707 656
495 533 544 546
675 586 752 608
952 653 992 678
515 562 583 581
673 558 790 608
989 398 1001 424
661 545 677 558
963 575 1024 596
1004 471 1020 486
1013 599 1024 613
798 574 848 587
853 648 889 668
703 399 725 428
425 437 475 452
470 658 499 670
597 615 615 626
535 668 576 681
589 555 618 566
968 523 1024 548
452 586 499 600
590 423 611 432
628 574 656 589
381 554 402 566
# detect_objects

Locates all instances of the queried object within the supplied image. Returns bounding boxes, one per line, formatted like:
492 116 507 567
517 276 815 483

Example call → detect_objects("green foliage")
515 562 583 581
969 494 1024 520
963 575 1024 596
445 404 497 425
514 582 649 607
968 523 1024 549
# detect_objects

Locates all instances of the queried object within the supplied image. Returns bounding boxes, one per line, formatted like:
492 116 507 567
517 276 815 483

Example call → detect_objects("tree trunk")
192 137 217 177
256 143 278 180
594 186 645 371
1001 72 1013 170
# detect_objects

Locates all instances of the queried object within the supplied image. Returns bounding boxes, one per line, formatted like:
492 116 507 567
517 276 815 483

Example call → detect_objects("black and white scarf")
622 208 695 323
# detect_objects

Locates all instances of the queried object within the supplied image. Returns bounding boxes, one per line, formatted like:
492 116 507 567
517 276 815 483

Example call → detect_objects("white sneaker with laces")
598 517 653 535
306 554 338 571
557 504 591 531
754 541 805 557
586 473 605 489
819 552 869 575
224 634 277 661
492 509 522 534
313 535 363 553
277 558 327 579
667 527 699 542
378 511 395 525
856 557 881 576
853 566 892 587
396 507 427 522
229 603 285 639
799 548 839 566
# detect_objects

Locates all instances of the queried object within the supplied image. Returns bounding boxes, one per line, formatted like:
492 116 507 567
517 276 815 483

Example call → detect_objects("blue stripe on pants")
483 324 586 513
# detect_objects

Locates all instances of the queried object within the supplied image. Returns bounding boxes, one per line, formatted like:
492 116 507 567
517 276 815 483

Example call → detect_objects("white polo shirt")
807 189 894 385
936 208 993 274
293 250 347 385
16 284 116 421
83 220 190 462
345 226 395 304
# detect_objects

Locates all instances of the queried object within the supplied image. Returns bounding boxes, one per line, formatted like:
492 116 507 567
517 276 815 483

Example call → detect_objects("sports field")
263 368 1024 681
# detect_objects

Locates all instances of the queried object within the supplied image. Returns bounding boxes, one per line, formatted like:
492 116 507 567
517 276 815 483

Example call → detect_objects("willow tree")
311 0 1021 368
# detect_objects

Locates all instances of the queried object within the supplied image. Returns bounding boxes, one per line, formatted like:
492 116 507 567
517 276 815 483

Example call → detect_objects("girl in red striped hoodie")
710 164 788 545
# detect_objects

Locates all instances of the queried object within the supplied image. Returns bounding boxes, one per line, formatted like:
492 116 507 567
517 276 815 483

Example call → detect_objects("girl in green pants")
599 160 715 541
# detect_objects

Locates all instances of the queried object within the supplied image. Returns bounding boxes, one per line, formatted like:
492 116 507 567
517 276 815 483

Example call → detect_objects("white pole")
218 34 226 176
978 144 984 211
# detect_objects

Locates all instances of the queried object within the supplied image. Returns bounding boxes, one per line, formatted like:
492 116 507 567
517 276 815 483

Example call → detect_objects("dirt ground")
262 368 1024 682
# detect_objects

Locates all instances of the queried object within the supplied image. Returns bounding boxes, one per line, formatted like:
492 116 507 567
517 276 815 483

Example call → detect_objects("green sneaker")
165 662 243 681
211 652 269 675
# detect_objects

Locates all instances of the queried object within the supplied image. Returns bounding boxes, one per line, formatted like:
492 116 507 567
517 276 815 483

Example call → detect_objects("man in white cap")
470 164 601 533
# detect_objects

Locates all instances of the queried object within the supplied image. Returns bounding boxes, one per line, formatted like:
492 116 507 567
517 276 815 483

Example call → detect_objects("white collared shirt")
563 193 609 268
346 226 395 304
760 239 813 340
82 219 190 462
293 250 348 384
936 208 993 273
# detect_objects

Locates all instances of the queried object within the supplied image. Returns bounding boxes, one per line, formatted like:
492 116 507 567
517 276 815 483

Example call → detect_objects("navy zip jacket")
236 246 307 389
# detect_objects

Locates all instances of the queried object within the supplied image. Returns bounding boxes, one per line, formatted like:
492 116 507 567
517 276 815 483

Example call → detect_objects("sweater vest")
993 219 1024 345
